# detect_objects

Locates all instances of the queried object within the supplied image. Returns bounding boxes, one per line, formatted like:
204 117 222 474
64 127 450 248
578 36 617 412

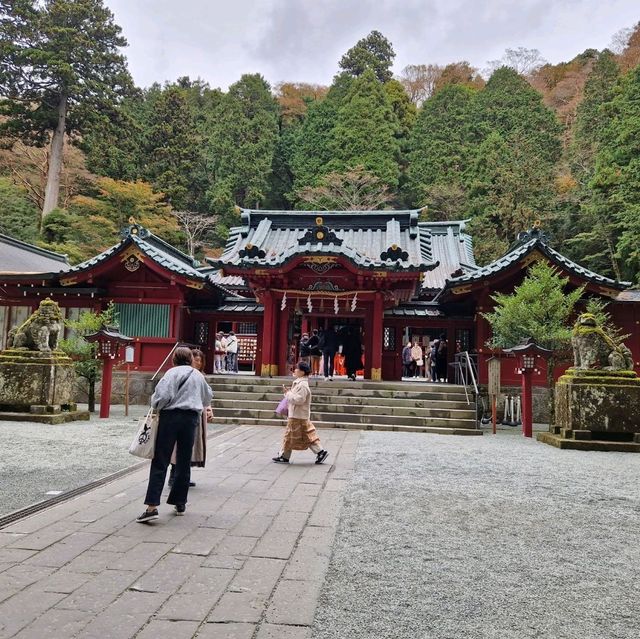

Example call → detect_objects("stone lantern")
504 338 552 438
85 325 133 418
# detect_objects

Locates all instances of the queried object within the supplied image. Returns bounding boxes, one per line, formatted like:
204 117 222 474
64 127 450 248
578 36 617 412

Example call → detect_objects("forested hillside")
1 1 640 283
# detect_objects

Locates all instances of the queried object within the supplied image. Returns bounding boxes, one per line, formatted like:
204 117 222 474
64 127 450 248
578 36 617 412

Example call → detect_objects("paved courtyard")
0 425 639 638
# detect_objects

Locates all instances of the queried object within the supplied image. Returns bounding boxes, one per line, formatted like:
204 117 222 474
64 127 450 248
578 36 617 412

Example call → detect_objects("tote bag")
275 396 289 417
129 408 158 459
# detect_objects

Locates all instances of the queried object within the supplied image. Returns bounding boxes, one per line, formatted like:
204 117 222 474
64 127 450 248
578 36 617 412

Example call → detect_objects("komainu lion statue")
572 313 633 371
6 299 63 353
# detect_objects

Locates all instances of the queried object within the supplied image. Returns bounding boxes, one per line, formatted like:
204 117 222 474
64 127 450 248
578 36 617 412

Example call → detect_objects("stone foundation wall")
74 371 157 406
479 385 551 424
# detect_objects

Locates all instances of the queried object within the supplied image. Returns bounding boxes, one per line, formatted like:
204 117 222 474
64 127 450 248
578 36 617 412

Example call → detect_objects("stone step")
206 375 467 394
212 407 476 428
211 416 481 436
212 398 476 419
212 391 472 410
208 383 468 402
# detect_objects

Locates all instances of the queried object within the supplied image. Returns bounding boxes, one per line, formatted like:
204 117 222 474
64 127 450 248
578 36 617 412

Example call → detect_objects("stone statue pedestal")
537 369 640 452
0 349 90 424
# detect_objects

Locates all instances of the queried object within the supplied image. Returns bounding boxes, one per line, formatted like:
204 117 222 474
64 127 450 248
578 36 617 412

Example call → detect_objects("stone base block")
537 431 640 453
554 369 640 439
0 409 90 424
0 349 76 408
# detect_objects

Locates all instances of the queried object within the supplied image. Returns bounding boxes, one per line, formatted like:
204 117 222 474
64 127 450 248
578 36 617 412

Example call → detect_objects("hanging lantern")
307 294 313 313
280 291 287 311
351 292 358 312
334 295 339 314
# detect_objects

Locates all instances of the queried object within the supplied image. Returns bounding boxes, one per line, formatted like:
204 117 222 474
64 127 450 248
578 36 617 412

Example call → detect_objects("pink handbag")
275 396 289 416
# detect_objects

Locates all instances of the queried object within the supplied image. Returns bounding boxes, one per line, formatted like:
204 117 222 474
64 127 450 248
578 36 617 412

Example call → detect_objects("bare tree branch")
171 210 218 257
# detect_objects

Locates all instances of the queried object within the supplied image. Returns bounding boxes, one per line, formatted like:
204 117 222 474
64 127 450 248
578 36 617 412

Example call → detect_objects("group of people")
298 325 363 381
137 346 328 524
402 333 448 382
213 330 238 374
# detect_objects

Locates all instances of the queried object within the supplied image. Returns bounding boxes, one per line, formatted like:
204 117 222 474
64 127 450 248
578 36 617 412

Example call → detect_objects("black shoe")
136 508 159 524
175 504 186 516
189 481 196 487
315 450 329 464
272 455 290 463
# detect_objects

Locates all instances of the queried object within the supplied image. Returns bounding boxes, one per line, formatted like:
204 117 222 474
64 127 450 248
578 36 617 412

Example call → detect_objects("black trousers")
144 408 198 507
323 351 335 377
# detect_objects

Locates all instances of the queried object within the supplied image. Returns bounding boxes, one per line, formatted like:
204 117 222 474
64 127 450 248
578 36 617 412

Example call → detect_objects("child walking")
272 361 329 465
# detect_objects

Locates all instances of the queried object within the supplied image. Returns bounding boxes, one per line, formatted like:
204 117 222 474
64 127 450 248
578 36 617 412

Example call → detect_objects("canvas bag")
129 408 158 459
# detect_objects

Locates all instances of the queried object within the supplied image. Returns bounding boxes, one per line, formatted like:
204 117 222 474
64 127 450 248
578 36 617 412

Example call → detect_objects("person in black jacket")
319 325 338 380
343 326 363 381
307 329 321 376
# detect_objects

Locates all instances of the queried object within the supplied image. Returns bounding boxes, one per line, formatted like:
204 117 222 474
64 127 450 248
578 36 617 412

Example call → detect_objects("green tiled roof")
212 209 433 272
441 228 631 293
65 225 207 281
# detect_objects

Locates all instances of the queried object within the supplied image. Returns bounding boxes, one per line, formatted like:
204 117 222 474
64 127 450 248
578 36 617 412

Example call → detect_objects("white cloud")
104 0 640 89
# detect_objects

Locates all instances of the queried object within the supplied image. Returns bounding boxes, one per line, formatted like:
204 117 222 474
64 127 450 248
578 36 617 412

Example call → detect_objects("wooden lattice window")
194 321 209 345
383 326 396 351
236 322 257 335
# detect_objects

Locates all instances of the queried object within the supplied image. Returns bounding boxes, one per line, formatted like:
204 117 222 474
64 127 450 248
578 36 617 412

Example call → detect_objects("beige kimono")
282 376 320 451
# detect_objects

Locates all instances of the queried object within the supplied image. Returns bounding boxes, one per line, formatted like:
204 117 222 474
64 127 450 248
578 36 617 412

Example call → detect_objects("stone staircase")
208 376 481 436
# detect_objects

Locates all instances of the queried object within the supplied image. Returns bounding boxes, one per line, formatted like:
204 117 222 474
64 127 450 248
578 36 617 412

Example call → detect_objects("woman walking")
136 346 213 523
272 361 329 465
168 348 212 489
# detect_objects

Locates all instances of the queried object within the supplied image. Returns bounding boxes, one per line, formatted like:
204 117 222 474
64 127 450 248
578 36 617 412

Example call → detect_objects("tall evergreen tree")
338 30 395 83
0 0 132 219
206 74 279 234
405 84 476 217
590 63 640 283
327 70 400 190
143 86 200 211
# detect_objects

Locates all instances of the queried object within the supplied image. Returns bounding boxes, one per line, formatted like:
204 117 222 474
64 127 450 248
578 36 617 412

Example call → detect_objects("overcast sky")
104 0 639 90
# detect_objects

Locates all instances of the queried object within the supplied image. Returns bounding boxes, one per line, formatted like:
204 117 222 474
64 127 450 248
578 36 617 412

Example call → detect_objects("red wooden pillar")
260 291 276 377
370 292 384 381
521 369 533 438
277 304 289 376
99 358 114 418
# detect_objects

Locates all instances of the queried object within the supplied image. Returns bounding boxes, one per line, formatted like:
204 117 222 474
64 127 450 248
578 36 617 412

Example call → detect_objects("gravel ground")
313 430 640 639
0 405 148 516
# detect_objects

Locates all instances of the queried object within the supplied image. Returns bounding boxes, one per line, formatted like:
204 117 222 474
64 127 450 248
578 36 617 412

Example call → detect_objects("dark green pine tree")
327 70 401 190
556 50 621 279
590 64 640 283
143 85 200 211
465 67 562 262
206 74 279 235
338 30 396 83
290 74 353 197
472 67 562 166
405 84 476 218
0 0 132 220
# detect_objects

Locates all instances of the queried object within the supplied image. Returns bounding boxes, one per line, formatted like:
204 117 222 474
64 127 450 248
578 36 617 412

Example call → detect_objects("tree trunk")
42 93 67 221
88 380 96 413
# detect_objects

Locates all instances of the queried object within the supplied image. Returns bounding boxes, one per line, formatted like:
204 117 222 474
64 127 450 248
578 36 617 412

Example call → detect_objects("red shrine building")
1 209 639 389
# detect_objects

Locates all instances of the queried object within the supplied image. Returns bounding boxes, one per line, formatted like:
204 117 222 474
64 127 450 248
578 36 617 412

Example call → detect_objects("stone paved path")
0 425 358 639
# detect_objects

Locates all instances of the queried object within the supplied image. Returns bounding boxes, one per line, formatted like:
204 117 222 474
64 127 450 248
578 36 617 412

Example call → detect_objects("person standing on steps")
226 330 238 373
136 346 213 523
320 325 338 380
299 332 311 365
214 332 225 374
402 341 414 378
343 326 363 381
308 328 322 377
168 348 213 489
272 360 329 465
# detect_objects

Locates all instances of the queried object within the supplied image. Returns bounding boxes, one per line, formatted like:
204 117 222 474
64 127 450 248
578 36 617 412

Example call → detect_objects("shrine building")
1 209 639 389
